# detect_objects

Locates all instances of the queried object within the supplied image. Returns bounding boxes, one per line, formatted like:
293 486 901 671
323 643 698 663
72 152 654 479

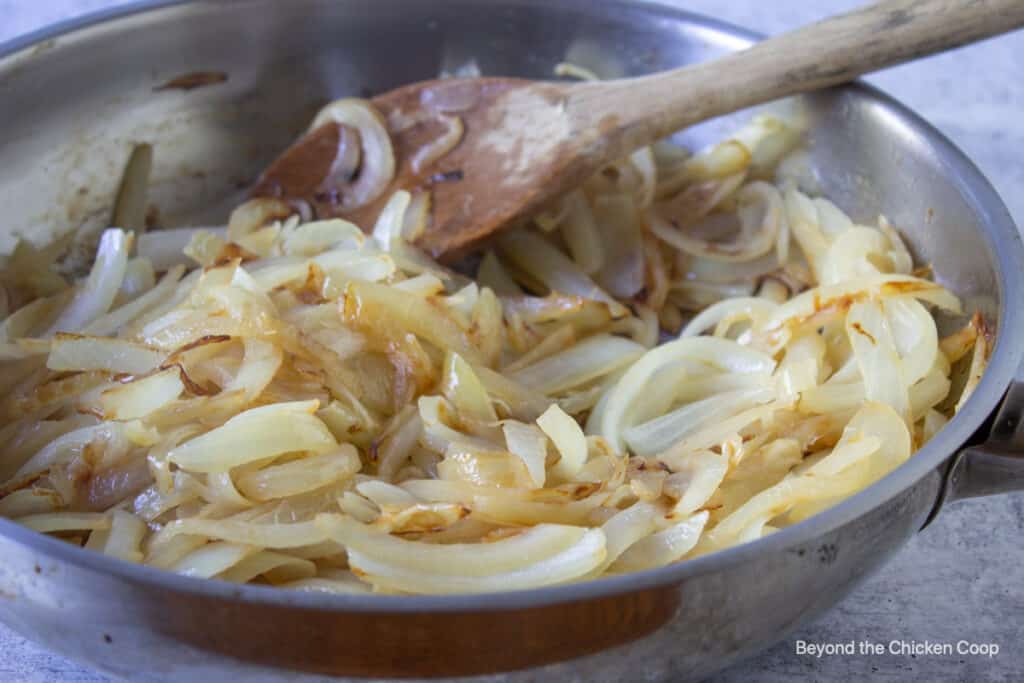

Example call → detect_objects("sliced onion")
438 443 530 488
592 195 645 299
0 489 63 517
342 280 482 365
474 365 552 421
441 351 496 423
118 258 156 303
654 401 785 465
775 331 826 399
591 501 660 572
665 448 730 516
167 400 336 473
170 541 254 578
312 99 396 210
497 229 625 315
411 115 464 173
502 420 548 488
611 510 708 572
83 265 185 336
137 228 228 271
624 387 776 458
922 408 948 443
954 325 989 415
509 334 645 396
630 147 657 208
16 511 111 533
677 142 750 184
249 251 394 291
374 408 424 481
788 401 911 522
99 509 147 562
282 570 372 594
653 182 783 264
317 514 606 593
680 297 777 338
763 274 962 334
553 62 601 82
783 188 829 278
884 297 937 386
878 215 913 275
46 229 129 336
0 291 72 343
281 219 364 257
846 300 910 425
236 446 361 502
153 518 328 549
819 226 889 285
14 421 129 479
356 480 420 508
98 367 184 420
217 550 317 584
536 404 588 481
594 337 776 452
371 190 411 250
477 251 522 296
222 338 282 402
418 395 497 454
47 334 165 375
559 192 605 275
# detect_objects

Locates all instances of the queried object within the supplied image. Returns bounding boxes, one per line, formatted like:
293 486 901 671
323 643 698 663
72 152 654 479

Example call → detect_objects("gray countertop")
2 1 1023 681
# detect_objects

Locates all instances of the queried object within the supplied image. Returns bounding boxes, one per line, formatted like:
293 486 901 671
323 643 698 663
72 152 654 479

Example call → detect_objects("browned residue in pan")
155 71 229 92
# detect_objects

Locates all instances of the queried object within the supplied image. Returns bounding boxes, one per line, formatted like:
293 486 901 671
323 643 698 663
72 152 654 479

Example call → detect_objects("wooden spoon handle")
574 0 1024 146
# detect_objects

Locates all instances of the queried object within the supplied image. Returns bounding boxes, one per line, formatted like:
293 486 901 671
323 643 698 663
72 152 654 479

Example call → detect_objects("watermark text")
794 639 999 659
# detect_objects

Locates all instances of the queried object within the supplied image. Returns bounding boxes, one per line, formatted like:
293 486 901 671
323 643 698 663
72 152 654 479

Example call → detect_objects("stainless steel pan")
1 1 1022 680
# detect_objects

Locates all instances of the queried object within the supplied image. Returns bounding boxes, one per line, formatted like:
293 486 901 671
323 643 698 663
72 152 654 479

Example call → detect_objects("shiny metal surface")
944 381 1024 503
0 1 1023 680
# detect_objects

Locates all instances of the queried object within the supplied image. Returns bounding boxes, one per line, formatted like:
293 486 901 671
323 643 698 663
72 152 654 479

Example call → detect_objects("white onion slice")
503 420 548 488
611 510 708 572
153 518 328 549
592 195 645 299
317 514 606 594
411 115 464 173
594 337 776 452
138 228 227 271
560 192 605 275
99 367 184 420
46 229 129 336
497 229 625 315
47 334 165 375
312 98 396 210
846 300 910 425
624 387 776 458
217 550 316 584
680 297 777 338
509 334 645 396
16 512 111 533
170 542 254 578
884 297 937 386
167 401 336 473
536 404 588 481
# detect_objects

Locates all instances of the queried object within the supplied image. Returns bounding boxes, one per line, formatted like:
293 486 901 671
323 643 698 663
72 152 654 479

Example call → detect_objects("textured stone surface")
1 1 1022 681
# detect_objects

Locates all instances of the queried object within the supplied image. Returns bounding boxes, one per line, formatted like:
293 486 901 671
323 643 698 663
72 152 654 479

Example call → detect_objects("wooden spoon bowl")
253 0 1024 258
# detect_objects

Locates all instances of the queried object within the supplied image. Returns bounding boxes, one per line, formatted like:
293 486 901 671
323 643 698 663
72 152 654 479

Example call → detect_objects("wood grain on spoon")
252 0 1024 258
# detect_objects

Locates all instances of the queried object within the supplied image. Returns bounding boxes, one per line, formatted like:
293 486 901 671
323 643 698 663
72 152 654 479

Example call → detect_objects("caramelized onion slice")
311 99 396 210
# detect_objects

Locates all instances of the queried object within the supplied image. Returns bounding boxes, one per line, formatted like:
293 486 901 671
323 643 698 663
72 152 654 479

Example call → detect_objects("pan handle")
941 380 1024 504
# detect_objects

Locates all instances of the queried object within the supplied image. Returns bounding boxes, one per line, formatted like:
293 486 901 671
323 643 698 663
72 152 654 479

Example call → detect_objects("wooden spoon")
252 0 1024 258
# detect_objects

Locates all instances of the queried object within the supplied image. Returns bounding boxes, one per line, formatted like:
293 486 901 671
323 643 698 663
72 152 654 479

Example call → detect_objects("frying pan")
0 1 1022 681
